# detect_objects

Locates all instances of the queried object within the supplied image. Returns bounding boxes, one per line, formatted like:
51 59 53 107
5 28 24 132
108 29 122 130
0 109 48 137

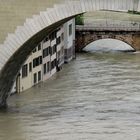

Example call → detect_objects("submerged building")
11 18 75 94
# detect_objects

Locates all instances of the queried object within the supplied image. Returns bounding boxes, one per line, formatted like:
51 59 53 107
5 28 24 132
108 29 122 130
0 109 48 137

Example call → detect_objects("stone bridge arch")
0 16 76 108
75 30 140 51
0 0 140 108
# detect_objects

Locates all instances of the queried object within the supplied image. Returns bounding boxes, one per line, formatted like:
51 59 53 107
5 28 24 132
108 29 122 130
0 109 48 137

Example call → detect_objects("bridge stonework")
75 30 140 52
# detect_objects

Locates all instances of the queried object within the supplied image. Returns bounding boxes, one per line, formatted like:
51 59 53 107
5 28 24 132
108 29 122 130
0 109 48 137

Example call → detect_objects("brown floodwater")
1 48 140 139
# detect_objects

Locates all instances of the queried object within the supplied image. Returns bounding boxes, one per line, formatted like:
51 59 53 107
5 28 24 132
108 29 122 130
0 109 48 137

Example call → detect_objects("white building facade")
11 18 75 94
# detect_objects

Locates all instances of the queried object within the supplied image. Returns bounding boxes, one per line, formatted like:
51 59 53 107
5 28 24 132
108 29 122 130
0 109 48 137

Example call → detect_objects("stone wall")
75 30 140 51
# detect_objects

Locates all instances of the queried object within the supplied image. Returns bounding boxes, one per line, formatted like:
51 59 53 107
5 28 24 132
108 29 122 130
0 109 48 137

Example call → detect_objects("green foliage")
128 10 140 15
75 14 84 25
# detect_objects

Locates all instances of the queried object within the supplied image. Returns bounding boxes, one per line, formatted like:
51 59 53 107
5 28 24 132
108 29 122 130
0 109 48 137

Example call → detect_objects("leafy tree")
75 14 84 25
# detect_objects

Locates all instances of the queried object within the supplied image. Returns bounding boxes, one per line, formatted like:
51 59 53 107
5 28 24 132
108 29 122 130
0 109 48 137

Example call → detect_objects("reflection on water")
1 41 140 139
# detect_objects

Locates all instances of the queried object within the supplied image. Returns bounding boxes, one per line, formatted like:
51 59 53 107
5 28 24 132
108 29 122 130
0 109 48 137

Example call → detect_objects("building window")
47 62 50 72
38 71 41 82
33 58 39 68
39 56 42 64
51 61 54 70
29 62 32 72
44 63 46 74
57 28 61 32
57 51 60 64
34 73 37 84
44 37 49 43
43 47 49 58
49 31 57 41
43 49 45 58
22 64 28 78
54 45 57 53
38 43 41 51
69 24 72 36
56 36 61 45
33 56 42 68
32 48 37 53
49 46 52 55
51 59 57 70
52 45 57 55
49 45 56 56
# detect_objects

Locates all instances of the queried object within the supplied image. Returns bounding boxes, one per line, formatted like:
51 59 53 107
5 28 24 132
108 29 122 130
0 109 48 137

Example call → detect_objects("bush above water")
75 14 84 25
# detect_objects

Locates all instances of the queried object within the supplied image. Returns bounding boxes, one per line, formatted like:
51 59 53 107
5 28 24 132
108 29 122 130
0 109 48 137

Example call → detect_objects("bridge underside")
75 30 140 52
0 16 76 109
